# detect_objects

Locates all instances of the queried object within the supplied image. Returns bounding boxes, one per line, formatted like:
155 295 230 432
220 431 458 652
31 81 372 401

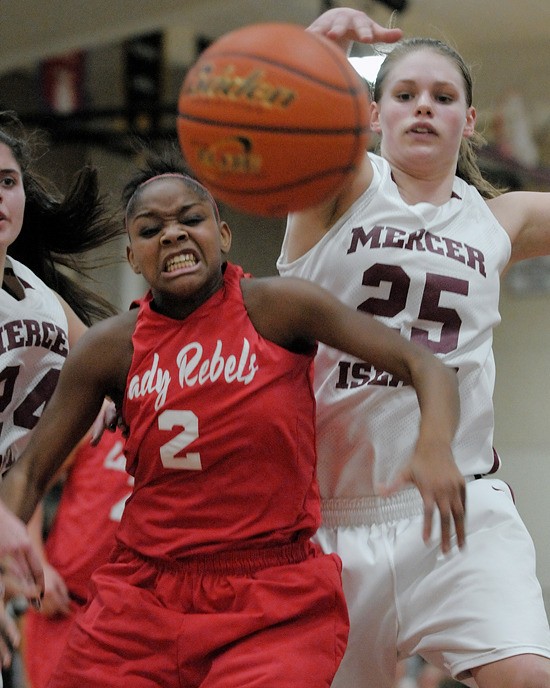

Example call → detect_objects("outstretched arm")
489 191 550 266
286 8 403 259
245 276 464 553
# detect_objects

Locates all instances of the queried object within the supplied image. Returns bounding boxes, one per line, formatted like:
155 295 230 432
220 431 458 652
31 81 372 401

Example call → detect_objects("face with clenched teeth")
126 176 232 319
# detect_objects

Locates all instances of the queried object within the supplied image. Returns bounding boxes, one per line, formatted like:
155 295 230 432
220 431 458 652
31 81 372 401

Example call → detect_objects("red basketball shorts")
47 541 349 687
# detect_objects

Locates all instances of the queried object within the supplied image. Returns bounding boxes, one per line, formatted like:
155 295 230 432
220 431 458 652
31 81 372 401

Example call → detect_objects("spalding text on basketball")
184 64 296 109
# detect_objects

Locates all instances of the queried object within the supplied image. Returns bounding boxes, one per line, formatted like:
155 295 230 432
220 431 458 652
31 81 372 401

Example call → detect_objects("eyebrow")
393 78 458 89
131 202 200 221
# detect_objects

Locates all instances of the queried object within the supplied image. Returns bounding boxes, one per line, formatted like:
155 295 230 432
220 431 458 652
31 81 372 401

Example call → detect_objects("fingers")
422 498 435 547
0 597 19 670
450 484 466 550
380 460 466 553
380 480 466 553
422 486 466 554
443 481 466 552
90 398 118 445
1 551 43 603
308 8 404 46
42 569 71 617
0 633 15 670
435 506 453 554
0 504 44 585
18 549 45 599
90 423 103 446
5 555 44 611
41 592 70 618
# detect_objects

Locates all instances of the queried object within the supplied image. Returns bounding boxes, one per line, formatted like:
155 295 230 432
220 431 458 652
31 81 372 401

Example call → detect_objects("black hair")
122 146 219 222
1 111 124 324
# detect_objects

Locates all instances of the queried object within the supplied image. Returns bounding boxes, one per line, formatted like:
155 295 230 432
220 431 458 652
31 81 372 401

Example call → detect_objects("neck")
389 163 457 206
150 272 225 320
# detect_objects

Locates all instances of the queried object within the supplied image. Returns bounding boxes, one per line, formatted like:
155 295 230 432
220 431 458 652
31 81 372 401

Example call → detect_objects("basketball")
177 22 370 217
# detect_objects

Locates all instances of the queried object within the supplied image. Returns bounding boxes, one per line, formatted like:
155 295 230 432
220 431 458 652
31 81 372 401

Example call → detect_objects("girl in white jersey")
278 8 550 688
0 111 121 671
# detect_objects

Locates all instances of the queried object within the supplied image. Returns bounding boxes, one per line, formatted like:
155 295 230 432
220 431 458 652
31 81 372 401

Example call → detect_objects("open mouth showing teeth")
165 253 197 272
411 127 434 134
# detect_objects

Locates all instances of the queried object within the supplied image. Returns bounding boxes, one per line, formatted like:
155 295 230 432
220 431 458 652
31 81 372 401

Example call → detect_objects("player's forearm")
27 502 48 562
0 457 44 523
411 359 460 451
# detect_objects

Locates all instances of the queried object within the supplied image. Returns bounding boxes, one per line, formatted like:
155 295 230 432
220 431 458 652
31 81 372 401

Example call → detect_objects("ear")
126 244 142 275
463 105 477 139
219 221 232 255
369 101 382 134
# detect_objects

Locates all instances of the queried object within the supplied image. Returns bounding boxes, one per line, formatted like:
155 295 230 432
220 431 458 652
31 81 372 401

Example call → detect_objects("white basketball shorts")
315 478 550 687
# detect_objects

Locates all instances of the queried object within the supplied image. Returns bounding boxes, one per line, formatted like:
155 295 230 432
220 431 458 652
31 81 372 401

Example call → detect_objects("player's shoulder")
64 311 137 399
75 310 136 361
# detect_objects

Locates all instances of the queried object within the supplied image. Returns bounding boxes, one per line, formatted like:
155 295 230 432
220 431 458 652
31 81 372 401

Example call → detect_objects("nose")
415 91 433 115
160 224 188 245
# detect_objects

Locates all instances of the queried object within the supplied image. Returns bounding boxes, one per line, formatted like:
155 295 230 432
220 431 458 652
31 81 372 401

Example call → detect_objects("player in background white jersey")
278 8 550 688
0 110 121 675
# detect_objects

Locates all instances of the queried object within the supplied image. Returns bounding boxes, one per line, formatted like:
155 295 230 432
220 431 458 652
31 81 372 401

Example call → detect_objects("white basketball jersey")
278 153 511 499
0 257 69 476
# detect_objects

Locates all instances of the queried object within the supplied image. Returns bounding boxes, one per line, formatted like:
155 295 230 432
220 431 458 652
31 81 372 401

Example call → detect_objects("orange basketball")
177 22 370 217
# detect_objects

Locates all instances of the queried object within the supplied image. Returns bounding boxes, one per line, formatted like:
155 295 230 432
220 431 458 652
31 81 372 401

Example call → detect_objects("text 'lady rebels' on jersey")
127 337 259 410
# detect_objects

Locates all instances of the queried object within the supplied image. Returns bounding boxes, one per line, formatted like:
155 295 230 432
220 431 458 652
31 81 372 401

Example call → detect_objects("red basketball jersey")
42 429 132 602
119 262 319 559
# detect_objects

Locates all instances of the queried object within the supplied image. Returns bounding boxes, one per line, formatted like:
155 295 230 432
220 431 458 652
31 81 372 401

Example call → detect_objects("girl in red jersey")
0 152 461 687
